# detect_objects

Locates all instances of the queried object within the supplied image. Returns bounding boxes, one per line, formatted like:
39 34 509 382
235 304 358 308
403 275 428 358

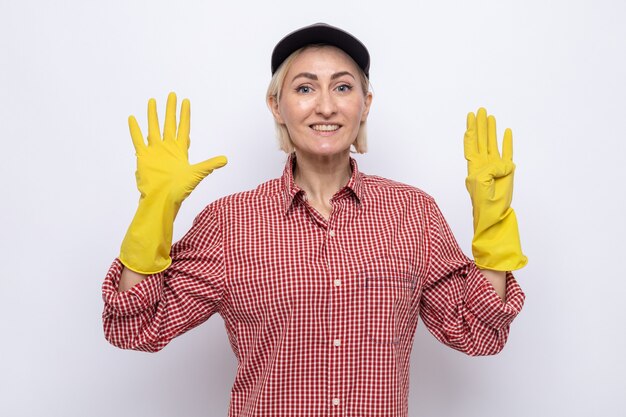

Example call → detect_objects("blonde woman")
103 23 526 416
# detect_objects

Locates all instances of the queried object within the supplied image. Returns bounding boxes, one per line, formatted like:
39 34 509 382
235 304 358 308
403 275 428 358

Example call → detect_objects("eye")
296 85 312 94
336 84 353 93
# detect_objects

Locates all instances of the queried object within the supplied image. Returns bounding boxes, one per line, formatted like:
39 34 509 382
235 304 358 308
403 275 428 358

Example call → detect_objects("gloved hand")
119 92 227 274
464 107 527 271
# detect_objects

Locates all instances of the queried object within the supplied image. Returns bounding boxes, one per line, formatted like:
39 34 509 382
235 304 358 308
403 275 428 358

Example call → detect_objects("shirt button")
333 279 341 287
333 339 341 347
329 230 336 237
332 398 340 406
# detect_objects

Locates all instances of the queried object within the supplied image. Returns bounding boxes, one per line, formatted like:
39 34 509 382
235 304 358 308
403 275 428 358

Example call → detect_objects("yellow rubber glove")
119 92 227 274
464 107 527 271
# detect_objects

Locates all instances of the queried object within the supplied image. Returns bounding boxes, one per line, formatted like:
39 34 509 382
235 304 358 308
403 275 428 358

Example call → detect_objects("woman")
103 23 526 417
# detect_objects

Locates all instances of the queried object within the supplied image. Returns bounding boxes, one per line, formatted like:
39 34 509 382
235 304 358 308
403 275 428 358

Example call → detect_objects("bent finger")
477 160 515 181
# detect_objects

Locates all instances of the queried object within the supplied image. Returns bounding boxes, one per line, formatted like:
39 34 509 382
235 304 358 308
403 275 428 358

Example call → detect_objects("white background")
1 0 625 416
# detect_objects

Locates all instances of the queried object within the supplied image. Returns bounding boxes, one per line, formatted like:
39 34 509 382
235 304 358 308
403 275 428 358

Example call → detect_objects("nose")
315 90 337 118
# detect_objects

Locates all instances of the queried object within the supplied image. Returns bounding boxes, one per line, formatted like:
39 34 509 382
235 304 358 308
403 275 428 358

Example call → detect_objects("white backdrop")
1 0 625 416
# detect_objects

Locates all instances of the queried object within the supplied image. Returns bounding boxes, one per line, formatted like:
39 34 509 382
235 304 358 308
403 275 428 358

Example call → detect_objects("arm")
102 205 226 352
478 269 506 301
102 92 228 350
419 108 528 355
464 107 528 301
419 198 525 356
118 267 148 292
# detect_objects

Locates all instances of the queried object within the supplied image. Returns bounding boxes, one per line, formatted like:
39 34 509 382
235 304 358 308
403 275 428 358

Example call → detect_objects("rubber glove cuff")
119 193 179 274
472 208 528 271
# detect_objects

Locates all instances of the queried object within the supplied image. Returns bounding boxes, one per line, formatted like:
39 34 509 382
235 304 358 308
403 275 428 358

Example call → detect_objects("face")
269 46 372 160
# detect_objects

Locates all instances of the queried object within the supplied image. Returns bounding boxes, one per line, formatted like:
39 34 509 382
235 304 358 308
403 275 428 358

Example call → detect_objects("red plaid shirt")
102 154 525 417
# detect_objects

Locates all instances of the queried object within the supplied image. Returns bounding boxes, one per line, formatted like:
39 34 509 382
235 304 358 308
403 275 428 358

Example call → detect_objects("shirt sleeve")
418 197 525 356
101 204 226 352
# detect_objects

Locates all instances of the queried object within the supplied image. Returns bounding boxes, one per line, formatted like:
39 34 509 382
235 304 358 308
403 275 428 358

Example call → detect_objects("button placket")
327 215 344 413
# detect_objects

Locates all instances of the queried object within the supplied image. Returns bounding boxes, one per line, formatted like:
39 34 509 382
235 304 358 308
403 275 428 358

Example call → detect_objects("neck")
293 151 352 205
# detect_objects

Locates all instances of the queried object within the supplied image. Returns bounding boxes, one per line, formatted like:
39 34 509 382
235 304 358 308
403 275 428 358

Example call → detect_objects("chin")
301 146 351 158
292 134 354 158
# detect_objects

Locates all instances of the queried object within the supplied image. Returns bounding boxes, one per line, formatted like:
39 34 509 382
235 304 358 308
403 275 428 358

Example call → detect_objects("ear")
267 95 285 124
360 92 373 123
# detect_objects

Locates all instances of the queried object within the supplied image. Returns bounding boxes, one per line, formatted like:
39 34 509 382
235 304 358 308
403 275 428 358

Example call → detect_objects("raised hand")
120 92 227 274
463 108 527 271
129 92 227 204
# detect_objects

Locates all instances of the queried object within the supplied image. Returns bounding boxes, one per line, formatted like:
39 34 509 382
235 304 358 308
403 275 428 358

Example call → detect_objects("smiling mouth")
310 124 341 132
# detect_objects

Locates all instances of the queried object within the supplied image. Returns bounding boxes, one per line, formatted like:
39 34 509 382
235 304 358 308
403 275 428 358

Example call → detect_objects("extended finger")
502 128 513 161
487 115 500 158
177 98 191 149
464 112 478 160
163 92 177 141
192 155 228 177
128 115 146 155
476 107 488 155
147 98 161 145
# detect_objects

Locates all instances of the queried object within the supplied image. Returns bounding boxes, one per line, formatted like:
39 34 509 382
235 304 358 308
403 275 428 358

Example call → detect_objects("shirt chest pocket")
362 257 421 345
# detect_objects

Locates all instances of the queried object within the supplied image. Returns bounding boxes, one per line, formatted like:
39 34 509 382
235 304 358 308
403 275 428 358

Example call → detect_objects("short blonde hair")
266 45 371 154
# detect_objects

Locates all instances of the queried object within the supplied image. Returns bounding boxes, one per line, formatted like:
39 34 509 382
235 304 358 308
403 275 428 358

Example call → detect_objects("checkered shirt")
102 154 525 417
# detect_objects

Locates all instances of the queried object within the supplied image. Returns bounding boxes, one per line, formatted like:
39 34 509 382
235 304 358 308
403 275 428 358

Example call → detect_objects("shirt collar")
281 153 365 215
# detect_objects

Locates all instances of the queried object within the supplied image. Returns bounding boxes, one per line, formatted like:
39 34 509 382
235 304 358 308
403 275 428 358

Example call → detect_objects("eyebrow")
331 71 356 81
291 71 356 83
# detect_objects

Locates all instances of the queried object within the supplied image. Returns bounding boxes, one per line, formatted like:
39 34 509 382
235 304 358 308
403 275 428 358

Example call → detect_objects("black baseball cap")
271 23 370 77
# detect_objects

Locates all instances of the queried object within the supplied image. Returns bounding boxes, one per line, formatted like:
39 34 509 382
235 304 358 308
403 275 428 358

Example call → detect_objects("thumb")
191 155 228 177
495 160 515 178
477 160 515 182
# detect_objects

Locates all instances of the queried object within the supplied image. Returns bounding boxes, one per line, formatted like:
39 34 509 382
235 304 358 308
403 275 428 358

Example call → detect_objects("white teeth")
311 124 340 132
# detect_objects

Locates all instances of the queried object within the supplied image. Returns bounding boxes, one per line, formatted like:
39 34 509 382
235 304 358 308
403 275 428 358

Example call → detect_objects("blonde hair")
266 45 371 154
